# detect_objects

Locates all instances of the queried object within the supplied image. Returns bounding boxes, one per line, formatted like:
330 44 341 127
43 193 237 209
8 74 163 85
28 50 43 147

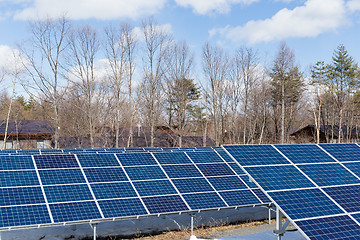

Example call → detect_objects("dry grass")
96 219 269 240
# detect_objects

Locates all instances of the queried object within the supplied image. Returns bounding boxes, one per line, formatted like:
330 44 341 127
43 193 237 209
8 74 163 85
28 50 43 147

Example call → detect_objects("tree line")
0 16 359 148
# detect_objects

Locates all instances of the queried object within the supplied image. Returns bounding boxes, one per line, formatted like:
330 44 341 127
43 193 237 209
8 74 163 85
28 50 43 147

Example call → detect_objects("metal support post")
273 207 284 240
92 223 98 240
268 206 272 224
191 214 194 236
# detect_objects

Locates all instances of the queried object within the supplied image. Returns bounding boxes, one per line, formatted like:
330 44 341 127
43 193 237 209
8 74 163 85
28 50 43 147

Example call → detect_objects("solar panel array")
223 143 360 240
0 149 269 230
0 147 218 156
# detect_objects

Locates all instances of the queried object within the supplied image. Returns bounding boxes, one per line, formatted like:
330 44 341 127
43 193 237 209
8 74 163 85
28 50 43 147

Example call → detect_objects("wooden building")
290 125 360 144
0 120 54 149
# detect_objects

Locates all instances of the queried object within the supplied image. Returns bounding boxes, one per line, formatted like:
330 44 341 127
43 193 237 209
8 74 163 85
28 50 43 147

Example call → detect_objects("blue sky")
0 0 360 84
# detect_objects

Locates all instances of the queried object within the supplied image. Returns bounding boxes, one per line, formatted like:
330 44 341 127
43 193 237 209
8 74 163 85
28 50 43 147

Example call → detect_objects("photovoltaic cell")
207 176 247 191
187 151 224 163
50 201 102 223
220 190 261 206
0 187 45 206
323 185 360 213
183 192 226 210
153 152 192 164
228 163 246 175
142 195 189 214
91 182 137 199
162 164 202 178
117 153 157 166
84 167 128 183
252 189 271 203
197 163 235 176
295 215 360 240
275 144 336 164
298 163 360 187
0 205 51 228
320 143 360 162
268 188 344 220
239 175 258 188
244 165 315 191
77 154 119 167
344 162 360 176
0 170 39 187
216 150 235 163
0 156 34 170
133 180 177 196
39 169 86 185
223 145 289 166
124 166 167 181
99 198 148 218
44 184 93 203
34 155 79 169
172 178 214 193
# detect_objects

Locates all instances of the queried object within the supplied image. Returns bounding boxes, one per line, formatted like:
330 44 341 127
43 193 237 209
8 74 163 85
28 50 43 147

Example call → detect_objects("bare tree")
21 16 70 148
202 42 229 146
141 18 172 147
68 25 100 148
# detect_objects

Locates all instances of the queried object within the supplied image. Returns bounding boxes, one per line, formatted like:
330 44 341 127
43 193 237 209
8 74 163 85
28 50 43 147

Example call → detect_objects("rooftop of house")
0 120 55 136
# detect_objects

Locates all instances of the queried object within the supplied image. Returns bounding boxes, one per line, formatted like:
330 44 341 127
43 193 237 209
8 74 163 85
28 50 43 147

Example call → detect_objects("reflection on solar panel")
0 150 269 230
223 143 360 240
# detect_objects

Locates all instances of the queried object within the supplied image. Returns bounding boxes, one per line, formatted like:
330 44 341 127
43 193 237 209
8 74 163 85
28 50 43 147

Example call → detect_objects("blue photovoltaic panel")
274 144 336 164
228 163 246 175
207 176 247 191
195 147 213 151
133 180 177 197
44 184 93 203
124 166 166 181
187 151 224 163
223 145 289 166
77 154 119 167
295 215 360 240
0 205 51 228
0 170 39 187
142 195 189 214
244 165 315 191
84 167 128 183
239 175 258 188
153 152 192 164
117 153 157 166
197 163 235 176
320 143 360 162
50 201 102 223
323 185 360 213
34 155 79 169
183 192 226 209
344 162 360 177
99 198 148 218
268 188 344 220
298 163 360 187
0 156 34 170
216 150 235 163
252 189 271 203
91 182 137 199
0 187 45 206
220 190 261 206
162 164 202 178
172 178 214 193
39 169 86 185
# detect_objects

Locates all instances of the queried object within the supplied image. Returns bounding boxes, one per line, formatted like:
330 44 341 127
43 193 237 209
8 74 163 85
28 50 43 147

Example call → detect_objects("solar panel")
0 149 269 230
223 143 360 240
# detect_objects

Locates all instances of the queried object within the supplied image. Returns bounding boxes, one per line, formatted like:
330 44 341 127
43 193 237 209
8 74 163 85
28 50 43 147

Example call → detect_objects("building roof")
0 120 55 136
291 125 360 137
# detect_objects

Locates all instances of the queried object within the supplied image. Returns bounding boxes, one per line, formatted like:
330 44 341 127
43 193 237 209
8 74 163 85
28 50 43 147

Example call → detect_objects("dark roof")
291 125 360 137
0 120 55 136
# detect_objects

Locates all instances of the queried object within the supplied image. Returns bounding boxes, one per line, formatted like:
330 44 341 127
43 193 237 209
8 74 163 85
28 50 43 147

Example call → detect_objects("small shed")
0 120 54 149
290 125 360 143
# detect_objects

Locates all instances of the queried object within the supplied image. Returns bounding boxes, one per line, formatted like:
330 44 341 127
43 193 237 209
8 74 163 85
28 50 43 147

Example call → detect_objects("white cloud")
347 0 360 11
132 24 173 41
0 45 25 73
174 0 258 15
211 0 347 44
14 0 166 20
